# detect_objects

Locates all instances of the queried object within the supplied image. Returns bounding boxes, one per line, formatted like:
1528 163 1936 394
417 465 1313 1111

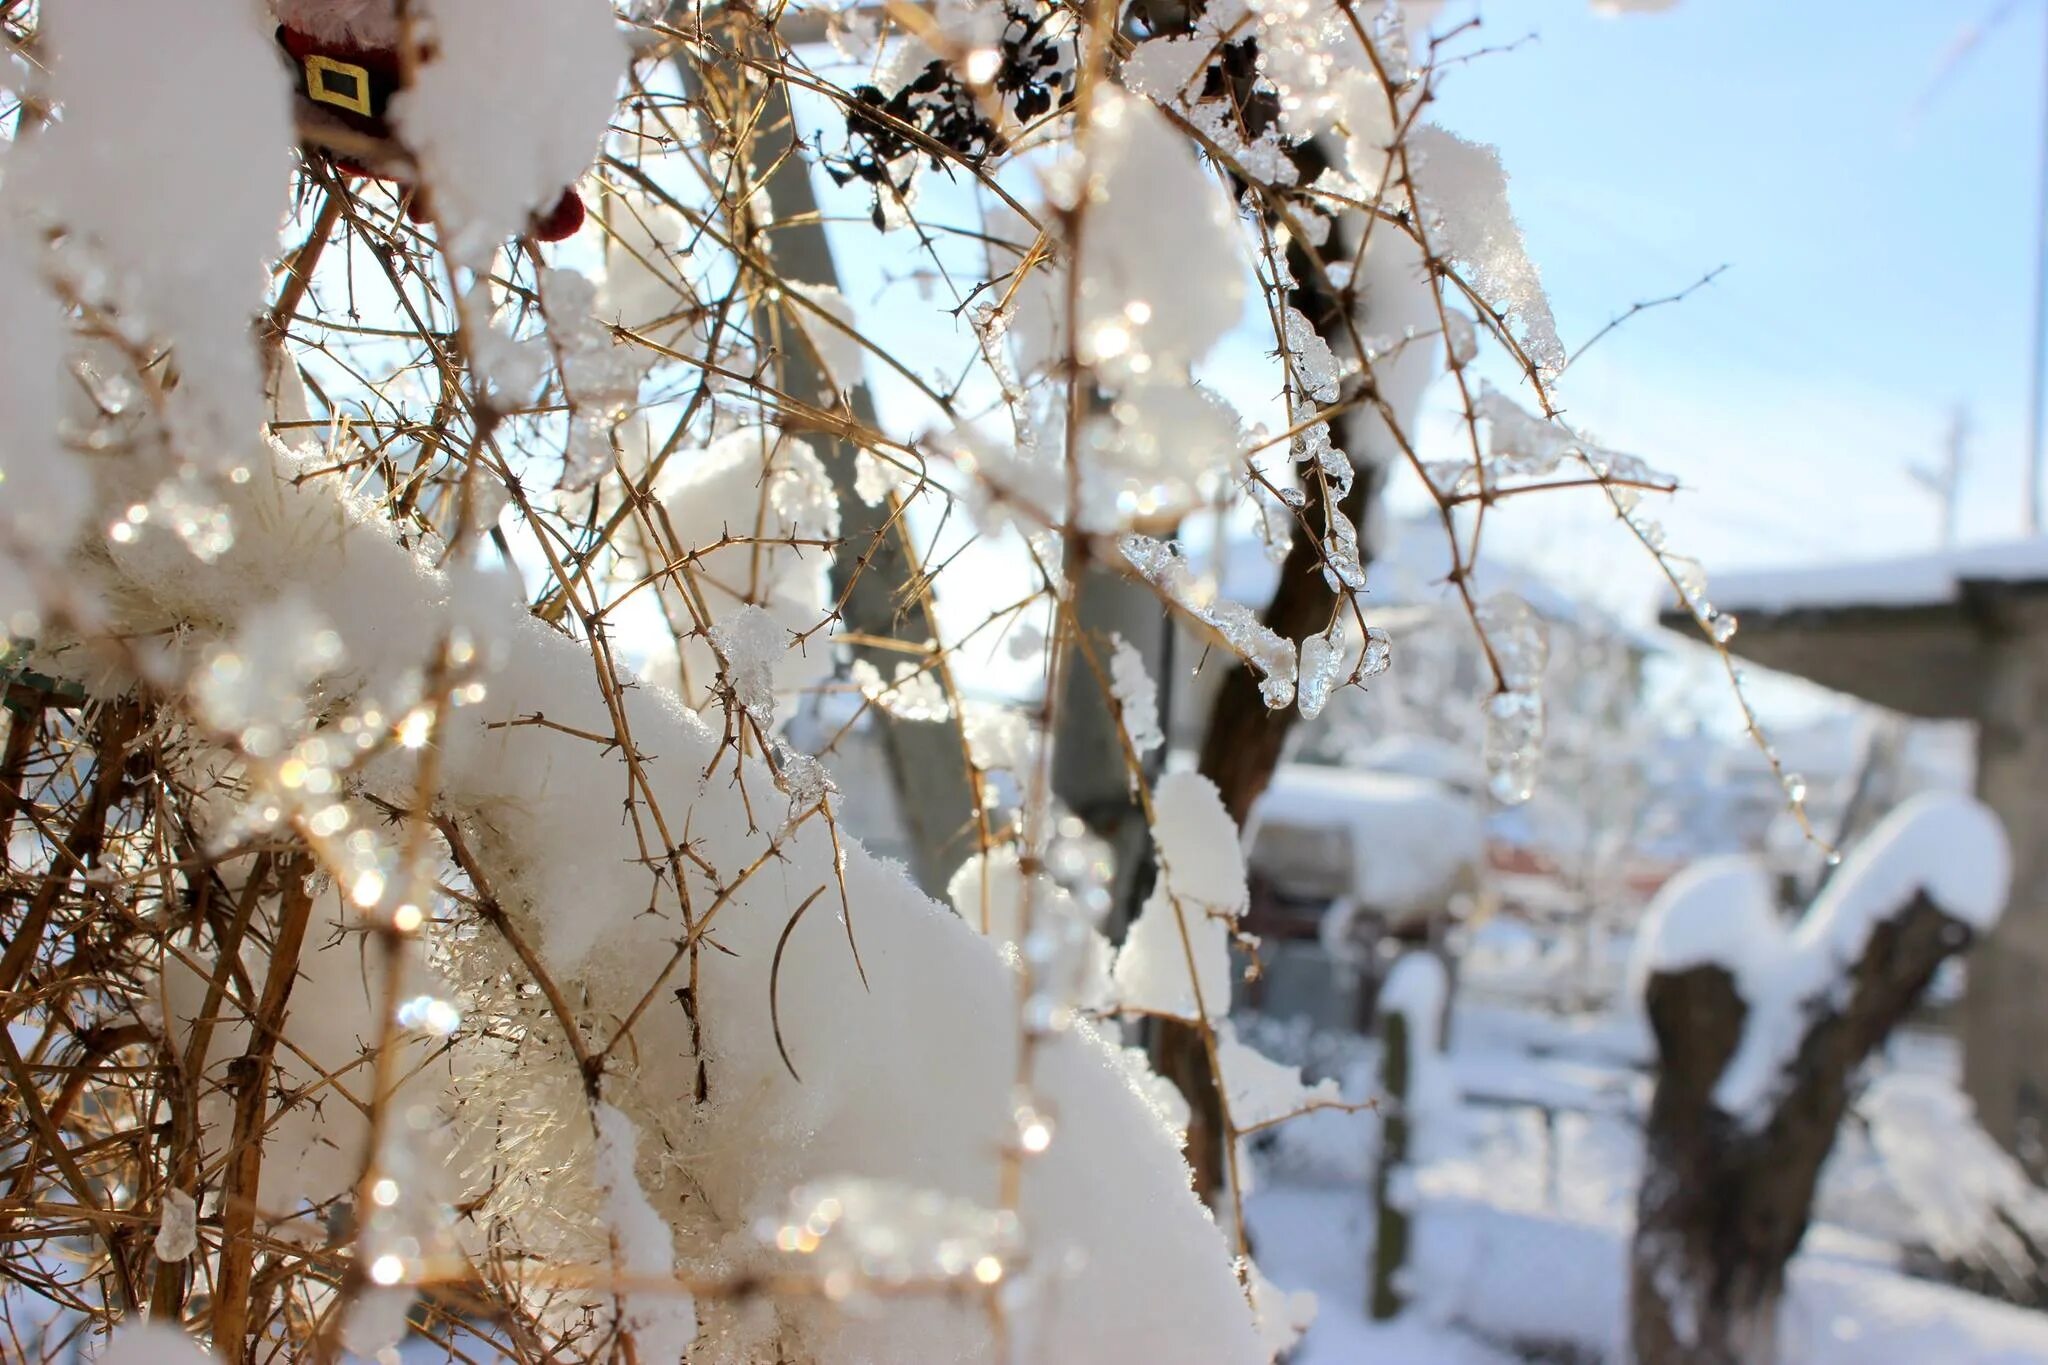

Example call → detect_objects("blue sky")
1417 0 2044 610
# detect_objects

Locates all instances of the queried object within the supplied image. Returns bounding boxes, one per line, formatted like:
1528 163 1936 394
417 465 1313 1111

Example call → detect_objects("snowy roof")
1708 539 2048 616
1247 763 1485 912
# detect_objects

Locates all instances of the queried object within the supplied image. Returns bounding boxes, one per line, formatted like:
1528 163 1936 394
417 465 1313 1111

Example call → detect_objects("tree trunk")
732 55 980 898
1631 894 1976 1364
1055 566 1172 937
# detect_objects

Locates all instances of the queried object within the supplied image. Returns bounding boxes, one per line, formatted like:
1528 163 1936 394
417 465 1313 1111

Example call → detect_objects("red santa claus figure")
271 0 586 241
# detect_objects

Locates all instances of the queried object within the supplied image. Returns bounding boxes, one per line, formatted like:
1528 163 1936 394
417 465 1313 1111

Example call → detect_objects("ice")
1283 306 1342 404
1120 534 1299 709
1297 631 1344 721
1483 688 1545 806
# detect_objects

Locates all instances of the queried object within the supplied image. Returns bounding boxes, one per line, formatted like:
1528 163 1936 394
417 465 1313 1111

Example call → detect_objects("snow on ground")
1246 983 2048 1364
1250 1186 2048 1364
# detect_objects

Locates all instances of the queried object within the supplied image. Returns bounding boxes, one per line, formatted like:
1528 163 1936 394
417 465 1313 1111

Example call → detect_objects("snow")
1115 883 1235 1022
1109 635 1165 756
395 0 625 261
1706 537 2048 615
1070 91 1248 373
21 0 292 463
850 657 953 722
650 426 840 712
154 1188 199 1264
1250 764 1484 915
1217 1019 1342 1129
1153 771 1251 915
66 442 1266 1363
946 845 1116 1012
1637 794 2010 1123
786 281 867 393
1247 981 2048 1365
0 228 86 636
94 1323 215 1364
1409 126 1565 377
592 1102 697 1362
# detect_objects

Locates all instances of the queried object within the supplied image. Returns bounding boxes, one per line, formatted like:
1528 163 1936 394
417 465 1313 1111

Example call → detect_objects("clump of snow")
947 845 1115 1012
650 426 840 712
21 0 292 462
786 281 868 393
1345 229 1445 477
395 0 625 261
542 267 654 489
1109 635 1165 755
154 1188 198 1264
851 657 953 722
707 603 788 730
1153 771 1250 916
1409 126 1565 377
1069 88 1248 375
1218 1020 1342 1130
1116 885 1234 1023
1638 794 2011 1123
1246 1254 1320 1360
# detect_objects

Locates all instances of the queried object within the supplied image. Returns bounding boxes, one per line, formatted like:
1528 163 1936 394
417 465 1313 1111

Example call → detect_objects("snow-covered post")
1629 795 2011 1365
1370 950 1447 1320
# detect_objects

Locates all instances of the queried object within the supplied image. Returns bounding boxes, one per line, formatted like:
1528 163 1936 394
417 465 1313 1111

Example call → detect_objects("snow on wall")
1637 794 2011 1124
68 443 1266 1363
1705 539 2048 616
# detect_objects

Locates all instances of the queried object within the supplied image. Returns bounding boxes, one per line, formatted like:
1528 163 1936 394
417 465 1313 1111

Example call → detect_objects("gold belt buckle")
305 54 374 117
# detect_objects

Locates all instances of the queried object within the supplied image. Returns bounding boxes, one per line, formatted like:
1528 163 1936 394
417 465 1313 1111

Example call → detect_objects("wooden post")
1369 1006 1412 1321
